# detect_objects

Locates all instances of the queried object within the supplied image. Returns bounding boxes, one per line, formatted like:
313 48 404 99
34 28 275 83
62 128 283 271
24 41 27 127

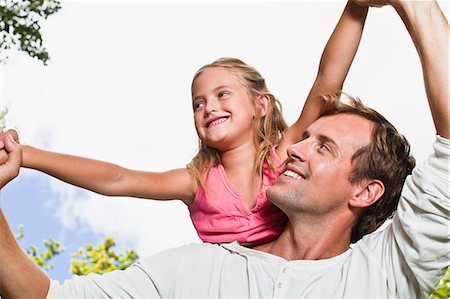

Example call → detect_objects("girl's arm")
277 1 368 160
22 145 197 206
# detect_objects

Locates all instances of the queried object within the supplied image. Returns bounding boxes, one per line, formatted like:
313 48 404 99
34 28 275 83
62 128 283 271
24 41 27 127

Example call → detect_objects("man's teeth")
283 170 302 180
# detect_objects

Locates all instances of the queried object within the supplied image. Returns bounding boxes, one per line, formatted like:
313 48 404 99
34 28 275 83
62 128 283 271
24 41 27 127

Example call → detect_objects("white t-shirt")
47 136 450 299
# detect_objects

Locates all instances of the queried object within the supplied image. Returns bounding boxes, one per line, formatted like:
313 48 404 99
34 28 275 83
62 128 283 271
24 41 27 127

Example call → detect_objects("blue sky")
0 173 105 280
0 1 447 282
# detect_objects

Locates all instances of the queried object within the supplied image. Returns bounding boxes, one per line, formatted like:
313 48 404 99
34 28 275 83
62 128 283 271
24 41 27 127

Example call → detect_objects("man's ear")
349 179 385 208
256 94 270 117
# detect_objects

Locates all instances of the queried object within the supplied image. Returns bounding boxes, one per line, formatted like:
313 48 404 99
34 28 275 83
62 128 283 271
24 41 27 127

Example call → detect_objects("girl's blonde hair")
186 57 288 187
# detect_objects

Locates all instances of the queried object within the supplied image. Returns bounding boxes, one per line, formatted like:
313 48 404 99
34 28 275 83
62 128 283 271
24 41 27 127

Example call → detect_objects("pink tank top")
189 147 287 245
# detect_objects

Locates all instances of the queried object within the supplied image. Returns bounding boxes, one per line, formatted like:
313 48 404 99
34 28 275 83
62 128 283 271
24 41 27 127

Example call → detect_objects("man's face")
267 113 373 218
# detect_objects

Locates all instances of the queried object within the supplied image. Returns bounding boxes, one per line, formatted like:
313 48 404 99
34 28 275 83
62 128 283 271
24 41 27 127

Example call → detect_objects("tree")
0 0 61 65
16 225 139 276
431 268 450 299
71 237 139 275
15 224 65 271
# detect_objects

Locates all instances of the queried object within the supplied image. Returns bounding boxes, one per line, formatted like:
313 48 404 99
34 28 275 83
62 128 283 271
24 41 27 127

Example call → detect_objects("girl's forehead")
192 67 245 93
195 67 239 83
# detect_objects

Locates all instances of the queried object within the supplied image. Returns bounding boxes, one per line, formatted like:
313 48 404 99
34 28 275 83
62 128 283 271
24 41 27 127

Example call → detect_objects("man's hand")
0 129 19 166
352 0 389 8
0 132 22 189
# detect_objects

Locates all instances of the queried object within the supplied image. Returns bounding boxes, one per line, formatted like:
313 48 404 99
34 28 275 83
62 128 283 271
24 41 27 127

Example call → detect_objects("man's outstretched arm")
354 0 449 138
0 133 50 299
395 0 449 138
355 0 449 296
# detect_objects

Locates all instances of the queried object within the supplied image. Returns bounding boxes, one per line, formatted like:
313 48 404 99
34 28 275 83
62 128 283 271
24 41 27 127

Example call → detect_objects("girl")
12 2 368 246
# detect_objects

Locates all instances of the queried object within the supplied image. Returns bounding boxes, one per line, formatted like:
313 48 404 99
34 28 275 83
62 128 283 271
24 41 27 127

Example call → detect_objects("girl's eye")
218 91 229 98
193 102 205 111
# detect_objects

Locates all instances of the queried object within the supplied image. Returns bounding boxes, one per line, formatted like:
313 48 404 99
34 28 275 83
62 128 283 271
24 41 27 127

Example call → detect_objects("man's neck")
255 216 354 261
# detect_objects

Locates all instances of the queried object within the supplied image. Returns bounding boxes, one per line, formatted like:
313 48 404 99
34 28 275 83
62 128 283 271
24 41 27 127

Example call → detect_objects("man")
0 0 448 298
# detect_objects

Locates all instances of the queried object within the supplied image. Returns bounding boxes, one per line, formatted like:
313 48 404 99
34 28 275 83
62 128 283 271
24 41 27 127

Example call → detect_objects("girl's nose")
205 101 218 116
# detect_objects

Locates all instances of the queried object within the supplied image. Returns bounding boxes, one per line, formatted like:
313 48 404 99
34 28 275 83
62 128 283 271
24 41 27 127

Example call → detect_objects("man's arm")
355 0 449 138
0 134 50 299
395 0 449 138
391 2 450 295
354 0 449 296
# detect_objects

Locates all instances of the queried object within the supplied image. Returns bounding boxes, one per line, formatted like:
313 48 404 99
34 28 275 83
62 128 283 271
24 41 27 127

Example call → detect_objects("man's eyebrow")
302 130 337 147
318 134 341 156
318 134 337 147
302 130 310 140
303 129 341 154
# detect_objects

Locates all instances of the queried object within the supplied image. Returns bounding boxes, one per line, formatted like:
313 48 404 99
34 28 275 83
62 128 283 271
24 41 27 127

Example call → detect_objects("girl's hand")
4 129 20 144
0 130 20 165
0 133 22 189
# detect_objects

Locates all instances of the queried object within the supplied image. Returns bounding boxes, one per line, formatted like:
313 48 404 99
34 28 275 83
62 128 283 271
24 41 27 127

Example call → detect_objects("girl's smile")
206 116 230 128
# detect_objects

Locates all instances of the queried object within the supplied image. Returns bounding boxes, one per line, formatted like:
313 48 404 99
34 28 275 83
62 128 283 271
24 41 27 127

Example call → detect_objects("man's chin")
266 186 282 206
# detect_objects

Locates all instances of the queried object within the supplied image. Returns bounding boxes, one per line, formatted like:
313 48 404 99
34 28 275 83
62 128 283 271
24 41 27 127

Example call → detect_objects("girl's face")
191 67 258 152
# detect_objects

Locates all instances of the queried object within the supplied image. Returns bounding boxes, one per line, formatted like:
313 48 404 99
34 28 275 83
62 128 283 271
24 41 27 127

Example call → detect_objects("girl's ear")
257 94 270 117
349 179 385 208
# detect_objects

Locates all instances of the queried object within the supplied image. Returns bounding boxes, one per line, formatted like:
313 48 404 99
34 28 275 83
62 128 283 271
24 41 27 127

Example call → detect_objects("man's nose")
287 141 307 162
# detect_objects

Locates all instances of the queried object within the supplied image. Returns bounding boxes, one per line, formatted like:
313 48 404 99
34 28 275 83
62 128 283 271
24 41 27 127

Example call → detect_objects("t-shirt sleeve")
393 135 450 295
46 245 187 298
360 136 449 298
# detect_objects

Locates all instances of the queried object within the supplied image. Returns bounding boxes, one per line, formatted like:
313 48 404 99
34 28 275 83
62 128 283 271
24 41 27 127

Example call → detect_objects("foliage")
15 224 65 271
16 225 139 276
0 108 8 129
27 239 64 271
430 267 450 299
71 237 139 275
0 0 61 64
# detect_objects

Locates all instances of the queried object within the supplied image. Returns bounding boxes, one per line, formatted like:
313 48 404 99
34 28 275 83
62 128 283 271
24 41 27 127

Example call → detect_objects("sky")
0 0 448 282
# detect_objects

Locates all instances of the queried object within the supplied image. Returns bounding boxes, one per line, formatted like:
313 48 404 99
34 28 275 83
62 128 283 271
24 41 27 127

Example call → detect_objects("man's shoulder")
138 242 235 266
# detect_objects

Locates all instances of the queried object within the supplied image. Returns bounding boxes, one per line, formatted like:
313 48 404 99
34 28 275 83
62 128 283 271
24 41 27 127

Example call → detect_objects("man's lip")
206 116 229 128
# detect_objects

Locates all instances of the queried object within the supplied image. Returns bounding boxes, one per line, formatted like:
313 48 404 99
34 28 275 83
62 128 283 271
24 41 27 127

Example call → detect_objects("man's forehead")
308 114 373 147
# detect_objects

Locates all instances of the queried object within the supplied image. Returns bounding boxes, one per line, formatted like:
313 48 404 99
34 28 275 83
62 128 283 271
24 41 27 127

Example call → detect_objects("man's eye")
318 143 330 152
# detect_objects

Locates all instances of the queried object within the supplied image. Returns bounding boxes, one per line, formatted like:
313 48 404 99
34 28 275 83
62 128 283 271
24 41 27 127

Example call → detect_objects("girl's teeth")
210 117 227 127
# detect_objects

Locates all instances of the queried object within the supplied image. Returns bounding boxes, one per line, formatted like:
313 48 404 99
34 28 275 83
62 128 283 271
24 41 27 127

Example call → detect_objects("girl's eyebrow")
192 95 204 102
213 85 233 93
192 85 233 101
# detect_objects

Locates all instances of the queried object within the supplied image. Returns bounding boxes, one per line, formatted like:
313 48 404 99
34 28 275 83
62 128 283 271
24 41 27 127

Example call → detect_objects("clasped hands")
0 129 22 189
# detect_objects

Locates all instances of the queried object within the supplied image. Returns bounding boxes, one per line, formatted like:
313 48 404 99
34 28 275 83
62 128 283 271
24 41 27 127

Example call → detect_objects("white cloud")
3 1 447 255
49 179 199 255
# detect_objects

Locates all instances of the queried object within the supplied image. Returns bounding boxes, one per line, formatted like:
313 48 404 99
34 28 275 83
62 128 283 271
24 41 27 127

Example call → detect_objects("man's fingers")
0 150 7 165
5 129 19 144
0 135 22 189
4 134 22 168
